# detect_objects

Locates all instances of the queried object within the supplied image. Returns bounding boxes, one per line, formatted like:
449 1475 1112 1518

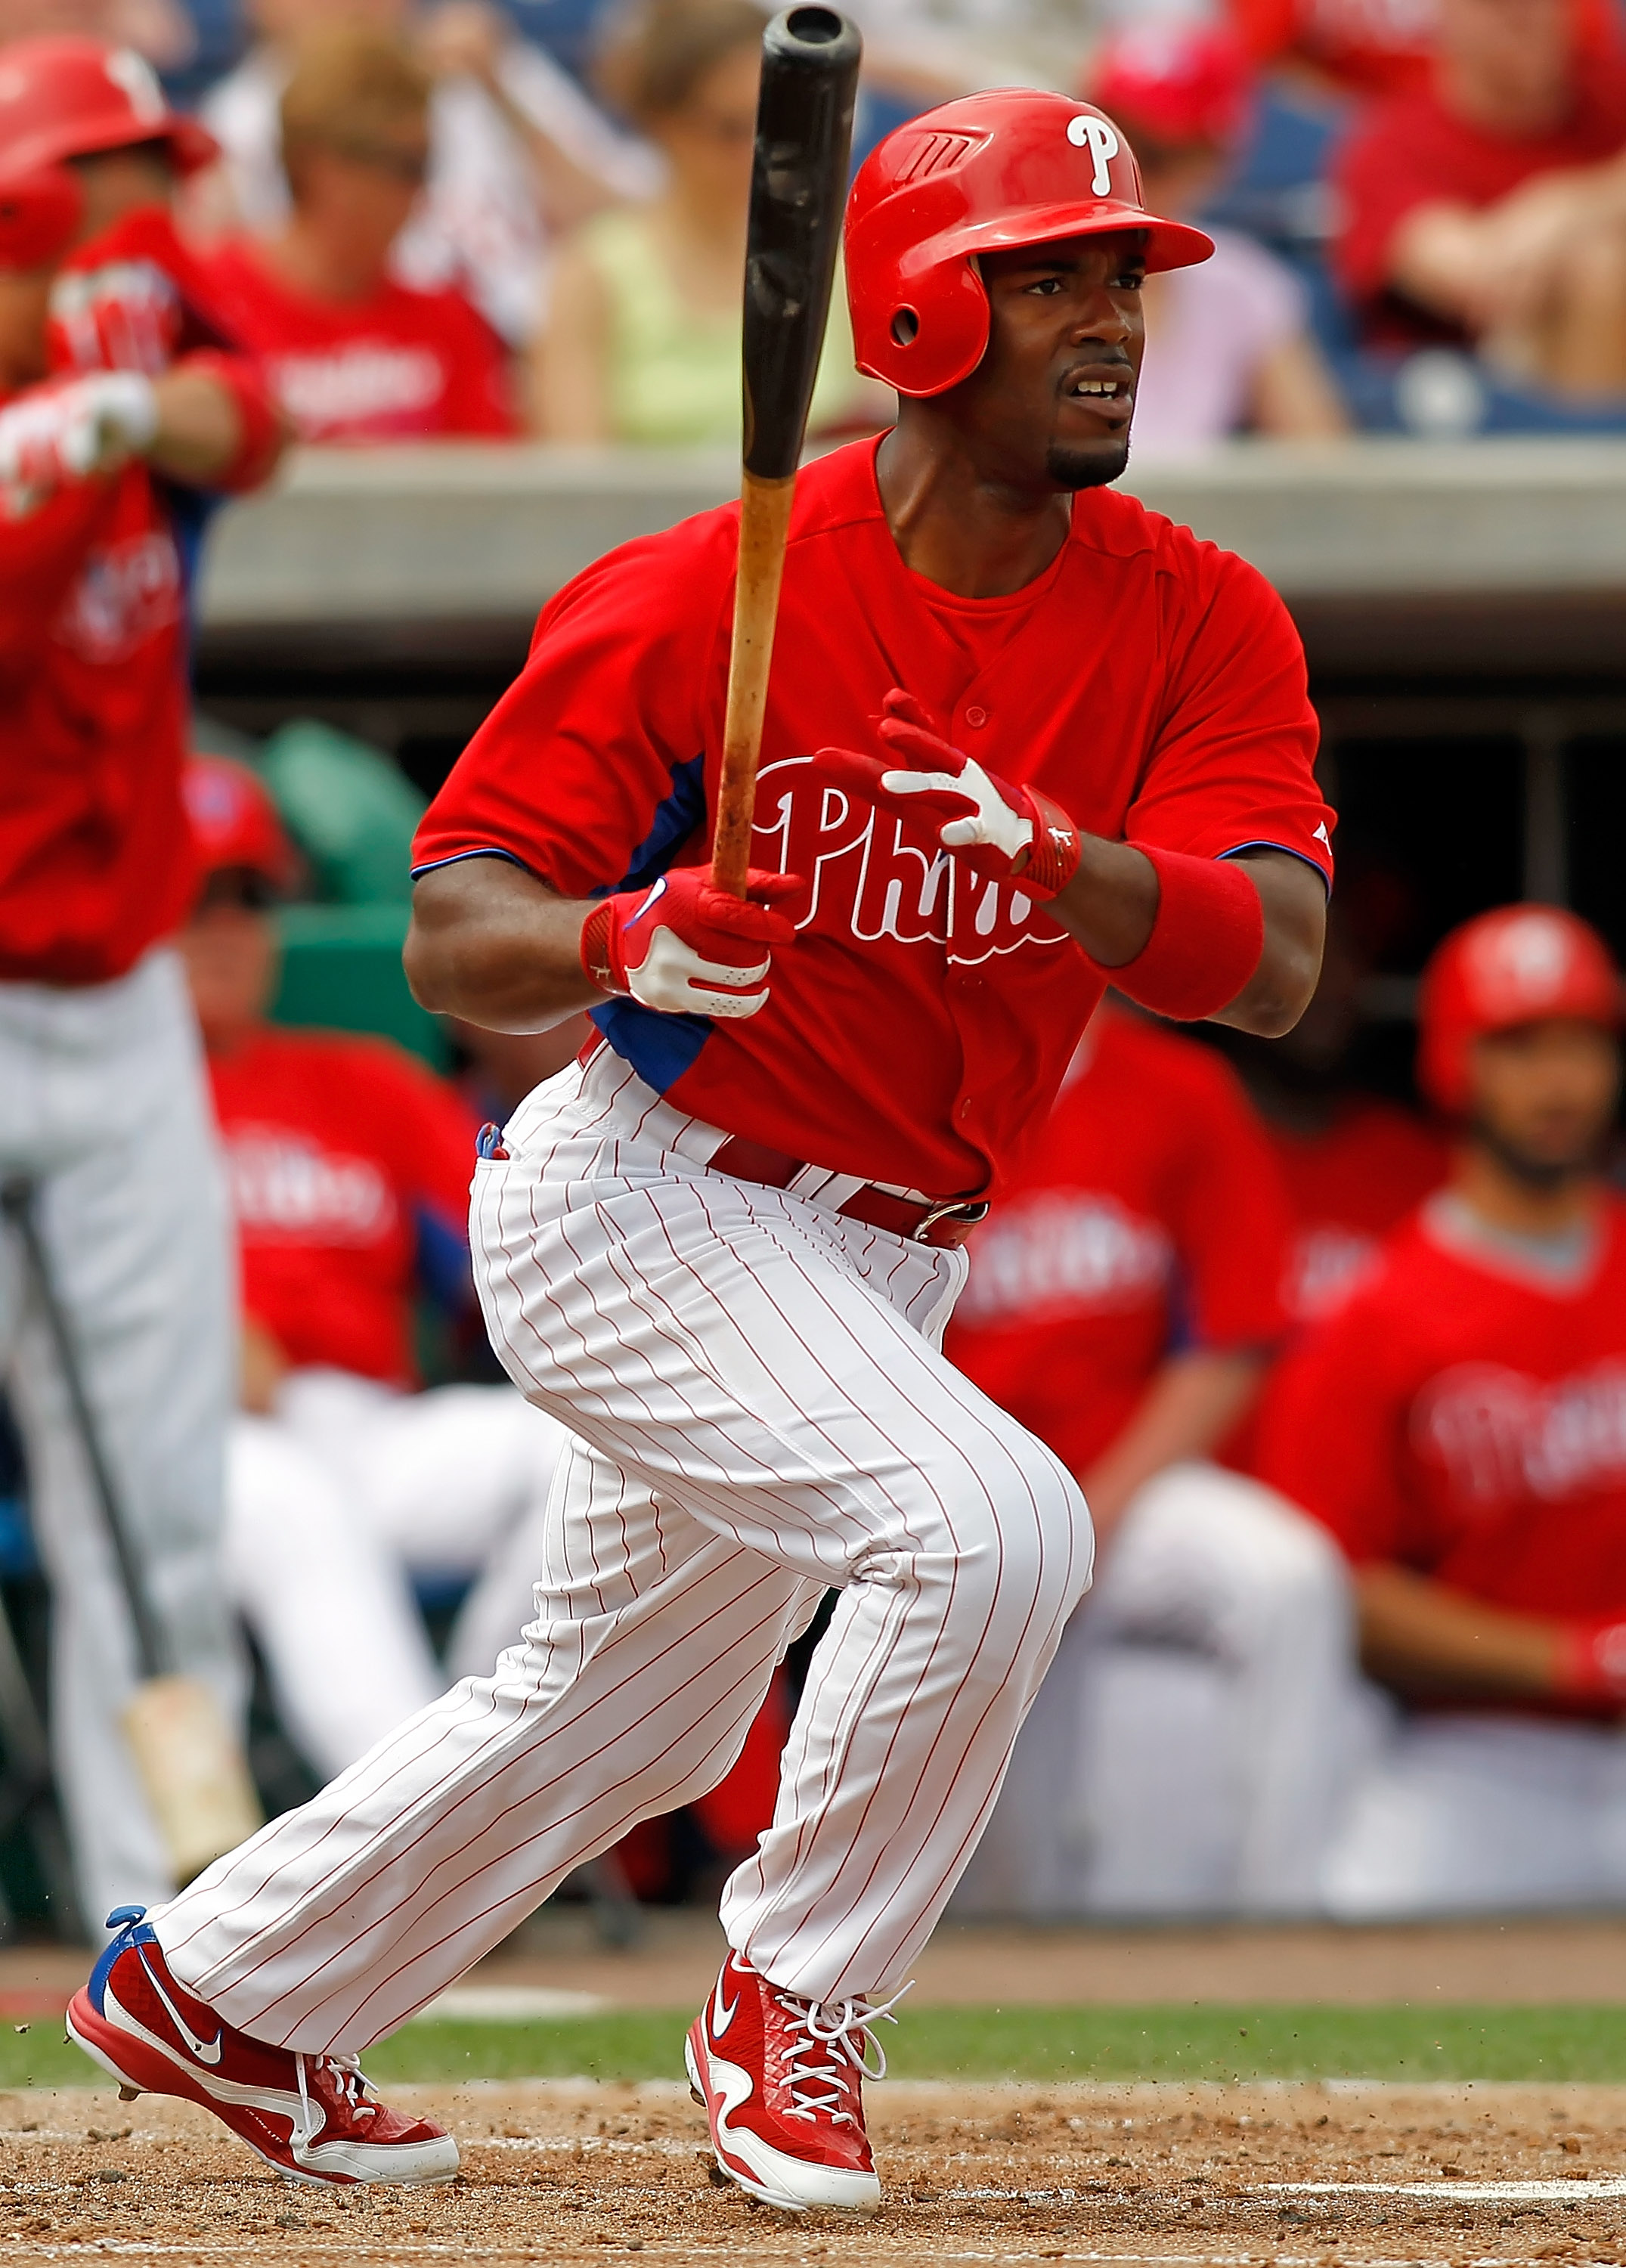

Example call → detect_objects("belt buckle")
910 1197 990 1244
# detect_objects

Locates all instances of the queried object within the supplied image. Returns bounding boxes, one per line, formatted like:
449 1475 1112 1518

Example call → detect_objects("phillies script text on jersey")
208 1027 477 1390
414 438 1333 1199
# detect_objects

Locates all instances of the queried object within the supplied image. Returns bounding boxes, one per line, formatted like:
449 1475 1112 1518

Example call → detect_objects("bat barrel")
742 5 863 482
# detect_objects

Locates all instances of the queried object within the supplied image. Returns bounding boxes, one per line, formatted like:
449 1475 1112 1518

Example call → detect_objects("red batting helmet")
1417 903 1621 1113
182 756 297 891
0 38 216 187
844 88 1213 397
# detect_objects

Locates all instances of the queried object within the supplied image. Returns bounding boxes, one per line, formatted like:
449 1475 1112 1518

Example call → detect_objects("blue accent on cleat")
88 1906 156 2012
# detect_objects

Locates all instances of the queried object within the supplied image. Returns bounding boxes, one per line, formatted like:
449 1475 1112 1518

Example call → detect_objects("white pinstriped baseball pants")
150 1050 1092 2056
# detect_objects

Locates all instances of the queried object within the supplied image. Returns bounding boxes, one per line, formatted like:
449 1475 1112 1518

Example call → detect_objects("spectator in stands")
178 756 573 1783
1228 0 1436 101
1089 25 1349 450
194 0 657 352
0 0 194 69
1259 905 1626 1913
1333 0 1626 395
949 1002 1354 1919
534 0 884 444
202 29 517 442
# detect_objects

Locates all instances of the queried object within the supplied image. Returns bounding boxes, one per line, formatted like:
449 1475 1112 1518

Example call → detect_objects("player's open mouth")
1058 364 1133 422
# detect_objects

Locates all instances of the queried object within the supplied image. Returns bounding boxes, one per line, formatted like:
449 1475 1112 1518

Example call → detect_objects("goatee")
1046 437 1131 491
1469 1114 1601 1191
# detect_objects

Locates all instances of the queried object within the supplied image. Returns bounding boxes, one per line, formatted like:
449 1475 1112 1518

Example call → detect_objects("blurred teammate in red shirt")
950 1004 1352 1918
178 758 569 1781
1333 0 1626 386
0 39 283 1927
1228 0 1436 99
1231 911 1449 1326
1259 904 1626 1913
202 28 516 444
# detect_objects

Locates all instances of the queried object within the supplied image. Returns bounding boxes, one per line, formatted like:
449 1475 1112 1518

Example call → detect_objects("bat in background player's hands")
580 865 804 1019
820 686 1082 900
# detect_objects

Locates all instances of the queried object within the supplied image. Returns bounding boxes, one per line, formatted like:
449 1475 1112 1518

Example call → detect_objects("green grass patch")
23 2004 1626 2094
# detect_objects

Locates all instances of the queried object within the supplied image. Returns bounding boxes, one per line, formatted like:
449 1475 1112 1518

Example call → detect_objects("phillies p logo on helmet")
1066 112 1121 197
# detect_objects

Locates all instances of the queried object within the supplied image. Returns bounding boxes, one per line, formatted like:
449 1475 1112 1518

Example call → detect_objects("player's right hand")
0 370 160 517
578 866 802 1020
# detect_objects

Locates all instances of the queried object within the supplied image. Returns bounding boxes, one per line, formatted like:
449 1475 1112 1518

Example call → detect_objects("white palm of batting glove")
819 686 1083 901
0 370 160 518
626 922 773 1018
578 865 804 1022
882 754 1034 863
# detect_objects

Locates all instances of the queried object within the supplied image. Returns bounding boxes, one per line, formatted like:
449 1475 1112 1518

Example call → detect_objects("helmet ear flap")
850 240 990 395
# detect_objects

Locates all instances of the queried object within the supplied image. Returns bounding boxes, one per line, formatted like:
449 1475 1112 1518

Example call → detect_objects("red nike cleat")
685 1950 903 2213
66 1907 459 2187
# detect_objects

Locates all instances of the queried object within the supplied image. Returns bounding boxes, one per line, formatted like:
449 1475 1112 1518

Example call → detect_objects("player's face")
1467 1016 1621 1185
959 232 1147 492
180 869 280 1055
0 263 54 389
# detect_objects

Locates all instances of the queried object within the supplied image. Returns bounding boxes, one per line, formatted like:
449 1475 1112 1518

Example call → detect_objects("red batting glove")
818 687 1082 901
579 866 802 1020
1554 1617 1626 1704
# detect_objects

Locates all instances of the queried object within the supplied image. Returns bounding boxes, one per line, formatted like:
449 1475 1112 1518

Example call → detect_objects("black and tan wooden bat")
709 3 862 898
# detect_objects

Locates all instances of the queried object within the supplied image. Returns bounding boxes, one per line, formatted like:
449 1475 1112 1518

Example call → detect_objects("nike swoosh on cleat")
138 1950 223 2065
711 1979 740 2037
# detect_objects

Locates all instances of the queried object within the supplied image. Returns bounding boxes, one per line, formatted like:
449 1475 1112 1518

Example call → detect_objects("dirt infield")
8 2078 1626 2266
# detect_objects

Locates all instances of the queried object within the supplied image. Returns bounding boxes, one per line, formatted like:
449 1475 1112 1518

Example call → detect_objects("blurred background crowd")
12 0 1626 446
5 0 1626 1949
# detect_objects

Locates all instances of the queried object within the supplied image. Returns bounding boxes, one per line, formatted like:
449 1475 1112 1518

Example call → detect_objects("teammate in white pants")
948 1005 1355 1919
71 90 1331 2208
0 41 283 1927
178 757 572 1780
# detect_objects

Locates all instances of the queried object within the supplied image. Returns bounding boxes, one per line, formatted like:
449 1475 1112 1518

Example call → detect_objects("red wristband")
1555 1617 1626 1703
181 351 285 492
1100 846 1265 1023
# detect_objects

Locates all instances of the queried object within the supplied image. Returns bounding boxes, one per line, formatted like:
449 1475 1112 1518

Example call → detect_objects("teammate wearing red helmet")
1259 904 1626 1913
70 88 1331 2204
0 39 283 1930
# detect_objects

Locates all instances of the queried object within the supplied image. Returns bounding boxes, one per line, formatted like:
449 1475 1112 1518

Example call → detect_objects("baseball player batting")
68 85 1334 2211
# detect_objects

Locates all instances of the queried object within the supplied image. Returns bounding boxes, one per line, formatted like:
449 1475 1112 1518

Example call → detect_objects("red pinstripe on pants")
149 1052 1095 2057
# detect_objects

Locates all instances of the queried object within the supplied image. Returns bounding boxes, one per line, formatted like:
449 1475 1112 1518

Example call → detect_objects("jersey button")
964 705 988 728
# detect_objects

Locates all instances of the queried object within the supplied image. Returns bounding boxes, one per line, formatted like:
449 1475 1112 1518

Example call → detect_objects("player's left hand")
819 688 1082 901
0 371 160 517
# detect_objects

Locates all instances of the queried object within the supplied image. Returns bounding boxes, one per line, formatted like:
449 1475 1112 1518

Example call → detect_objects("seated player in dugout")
0 39 284 1931
70 91 1332 2210
947 998 1357 1921
1258 906 1626 1915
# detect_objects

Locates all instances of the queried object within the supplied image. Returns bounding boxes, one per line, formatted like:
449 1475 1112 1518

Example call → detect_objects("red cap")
182 755 296 889
0 39 215 185
1087 25 1251 151
1417 904 1621 1113
845 88 1213 397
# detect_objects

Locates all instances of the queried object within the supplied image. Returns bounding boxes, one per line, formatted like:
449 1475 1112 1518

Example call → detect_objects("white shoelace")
293 2052 375 2146
773 1981 912 2125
